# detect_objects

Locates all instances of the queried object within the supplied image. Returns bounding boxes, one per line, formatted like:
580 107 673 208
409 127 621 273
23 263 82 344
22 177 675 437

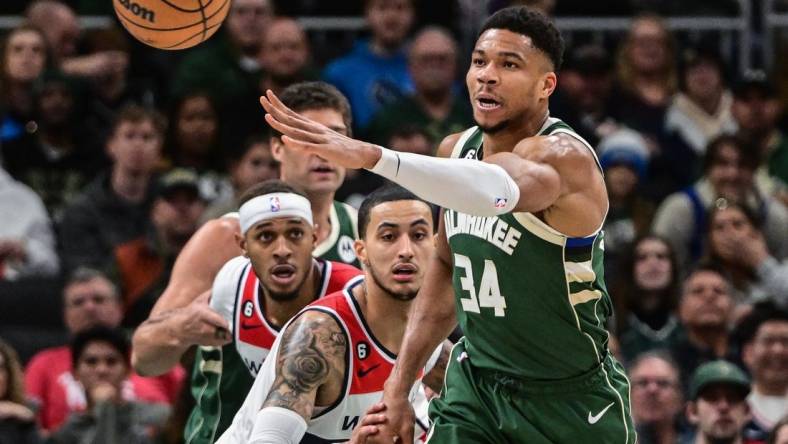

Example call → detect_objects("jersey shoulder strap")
449 126 482 159
209 256 251 329
538 116 603 173
323 261 364 296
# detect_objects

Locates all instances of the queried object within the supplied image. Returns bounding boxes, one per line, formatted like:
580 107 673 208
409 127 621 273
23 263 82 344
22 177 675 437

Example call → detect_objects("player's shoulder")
435 127 478 158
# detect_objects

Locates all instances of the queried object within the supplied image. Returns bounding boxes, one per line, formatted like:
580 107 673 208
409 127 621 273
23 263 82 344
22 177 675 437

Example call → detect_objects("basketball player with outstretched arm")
260 6 635 444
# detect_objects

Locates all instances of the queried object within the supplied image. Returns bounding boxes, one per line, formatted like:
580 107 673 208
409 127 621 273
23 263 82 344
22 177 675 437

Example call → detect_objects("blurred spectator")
24 268 183 432
25 1 129 82
769 417 788 444
705 201 788 306
81 28 154 148
550 43 618 146
731 71 788 201
0 24 50 143
364 26 472 145
58 105 164 272
49 327 169 444
739 304 788 435
389 124 434 155
629 351 684 444
612 15 677 139
0 166 58 280
2 70 103 220
664 46 736 157
652 135 788 270
201 134 279 221
322 0 415 130
0 339 42 444
114 169 207 327
684 360 753 444
597 128 654 275
164 92 231 203
171 0 272 149
672 264 737 384
258 17 316 95
613 236 681 363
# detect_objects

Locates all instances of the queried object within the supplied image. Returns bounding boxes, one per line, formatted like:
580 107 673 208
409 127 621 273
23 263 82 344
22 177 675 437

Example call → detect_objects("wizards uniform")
184 256 362 444
427 118 635 443
217 279 441 444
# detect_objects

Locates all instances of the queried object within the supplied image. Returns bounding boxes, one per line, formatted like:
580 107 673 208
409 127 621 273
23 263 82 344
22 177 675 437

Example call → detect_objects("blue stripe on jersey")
566 235 597 248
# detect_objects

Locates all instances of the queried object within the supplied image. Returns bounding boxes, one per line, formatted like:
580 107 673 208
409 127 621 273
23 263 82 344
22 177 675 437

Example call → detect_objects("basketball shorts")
426 338 636 444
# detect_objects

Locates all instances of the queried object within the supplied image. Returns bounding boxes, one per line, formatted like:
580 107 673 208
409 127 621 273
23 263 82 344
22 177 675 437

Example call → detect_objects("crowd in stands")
0 0 786 443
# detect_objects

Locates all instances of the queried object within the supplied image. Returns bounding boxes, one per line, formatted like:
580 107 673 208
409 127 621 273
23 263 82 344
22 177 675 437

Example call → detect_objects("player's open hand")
260 90 381 170
347 402 387 443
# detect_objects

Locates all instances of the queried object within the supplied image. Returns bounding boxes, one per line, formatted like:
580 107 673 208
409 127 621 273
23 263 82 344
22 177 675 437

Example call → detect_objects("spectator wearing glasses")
629 351 684 444
24 269 182 432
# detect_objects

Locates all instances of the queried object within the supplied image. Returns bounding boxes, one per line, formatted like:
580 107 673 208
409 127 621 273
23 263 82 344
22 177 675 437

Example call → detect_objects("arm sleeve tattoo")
262 312 347 420
422 341 451 394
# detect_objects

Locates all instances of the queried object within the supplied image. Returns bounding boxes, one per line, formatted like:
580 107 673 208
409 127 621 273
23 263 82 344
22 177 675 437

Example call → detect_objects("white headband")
239 192 313 234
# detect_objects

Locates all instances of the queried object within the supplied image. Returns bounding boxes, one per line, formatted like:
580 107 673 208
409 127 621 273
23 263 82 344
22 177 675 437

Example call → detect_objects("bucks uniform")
314 201 360 267
184 256 362 444
217 279 440 444
427 118 635 443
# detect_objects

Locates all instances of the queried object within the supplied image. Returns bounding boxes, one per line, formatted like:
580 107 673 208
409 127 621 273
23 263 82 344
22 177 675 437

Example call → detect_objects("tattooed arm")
421 340 452 394
262 310 348 420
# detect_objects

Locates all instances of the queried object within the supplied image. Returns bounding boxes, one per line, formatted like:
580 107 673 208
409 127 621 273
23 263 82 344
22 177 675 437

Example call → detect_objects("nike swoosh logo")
588 402 615 424
240 321 263 330
357 363 381 378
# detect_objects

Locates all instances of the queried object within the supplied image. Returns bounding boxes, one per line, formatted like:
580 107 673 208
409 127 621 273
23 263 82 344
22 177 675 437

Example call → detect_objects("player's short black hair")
272 81 353 138
71 326 130 367
357 184 432 239
237 179 307 207
478 6 564 70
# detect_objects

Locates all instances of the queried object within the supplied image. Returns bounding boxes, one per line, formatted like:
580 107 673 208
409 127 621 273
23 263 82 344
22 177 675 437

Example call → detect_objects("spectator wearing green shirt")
364 26 472 146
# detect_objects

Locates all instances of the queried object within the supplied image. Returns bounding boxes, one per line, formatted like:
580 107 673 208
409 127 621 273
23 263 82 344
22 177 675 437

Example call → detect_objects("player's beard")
366 261 418 301
261 273 310 302
476 118 511 134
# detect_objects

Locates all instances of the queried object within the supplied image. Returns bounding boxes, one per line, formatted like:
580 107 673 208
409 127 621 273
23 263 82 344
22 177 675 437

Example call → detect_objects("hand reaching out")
259 90 382 170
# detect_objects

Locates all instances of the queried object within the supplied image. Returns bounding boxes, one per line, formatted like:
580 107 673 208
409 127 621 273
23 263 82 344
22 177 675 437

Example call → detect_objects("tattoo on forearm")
263 314 347 418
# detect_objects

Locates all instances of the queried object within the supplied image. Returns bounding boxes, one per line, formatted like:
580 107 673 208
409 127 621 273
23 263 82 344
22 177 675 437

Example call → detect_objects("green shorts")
426 338 636 444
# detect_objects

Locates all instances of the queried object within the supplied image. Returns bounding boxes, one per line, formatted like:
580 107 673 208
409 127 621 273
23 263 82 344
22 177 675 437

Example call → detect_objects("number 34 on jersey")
454 254 507 317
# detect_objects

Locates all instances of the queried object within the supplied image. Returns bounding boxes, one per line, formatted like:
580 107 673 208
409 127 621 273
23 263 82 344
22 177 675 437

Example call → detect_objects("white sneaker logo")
587 402 615 424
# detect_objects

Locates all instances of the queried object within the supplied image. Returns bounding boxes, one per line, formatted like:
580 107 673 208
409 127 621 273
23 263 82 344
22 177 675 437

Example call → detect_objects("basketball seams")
114 0 229 49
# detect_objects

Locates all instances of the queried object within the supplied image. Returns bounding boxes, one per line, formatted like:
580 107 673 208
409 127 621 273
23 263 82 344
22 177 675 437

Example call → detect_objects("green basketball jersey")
314 201 360 267
445 118 613 381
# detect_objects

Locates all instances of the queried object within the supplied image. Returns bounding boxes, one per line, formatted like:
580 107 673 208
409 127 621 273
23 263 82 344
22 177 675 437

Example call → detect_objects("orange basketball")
113 0 231 50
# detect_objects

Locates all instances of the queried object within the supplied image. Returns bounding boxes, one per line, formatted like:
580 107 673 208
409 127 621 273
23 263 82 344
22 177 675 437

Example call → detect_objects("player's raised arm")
261 92 601 227
252 310 347 444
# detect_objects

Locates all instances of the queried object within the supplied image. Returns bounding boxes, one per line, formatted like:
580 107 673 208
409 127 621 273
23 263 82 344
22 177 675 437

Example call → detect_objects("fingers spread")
264 114 325 144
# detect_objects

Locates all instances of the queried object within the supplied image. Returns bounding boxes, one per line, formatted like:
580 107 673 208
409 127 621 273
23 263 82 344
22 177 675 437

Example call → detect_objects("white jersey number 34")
454 253 507 317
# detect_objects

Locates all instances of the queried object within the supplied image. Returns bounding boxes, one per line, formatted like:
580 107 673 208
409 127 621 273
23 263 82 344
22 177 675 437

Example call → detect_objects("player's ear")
311 224 318 248
354 239 367 267
541 71 557 99
235 233 248 256
270 136 285 161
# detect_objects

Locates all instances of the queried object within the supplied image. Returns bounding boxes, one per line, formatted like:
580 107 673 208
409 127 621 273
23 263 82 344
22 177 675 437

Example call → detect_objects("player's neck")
353 282 410 355
482 109 549 156
263 260 321 327
308 192 335 245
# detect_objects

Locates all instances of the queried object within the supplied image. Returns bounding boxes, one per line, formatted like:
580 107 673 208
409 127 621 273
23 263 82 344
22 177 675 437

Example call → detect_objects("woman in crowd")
705 199 788 307
613 235 682 363
0 338 41 443
0 24 50 144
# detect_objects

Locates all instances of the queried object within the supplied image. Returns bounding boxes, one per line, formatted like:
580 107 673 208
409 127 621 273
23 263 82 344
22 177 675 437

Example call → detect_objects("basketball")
113 0 231 50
